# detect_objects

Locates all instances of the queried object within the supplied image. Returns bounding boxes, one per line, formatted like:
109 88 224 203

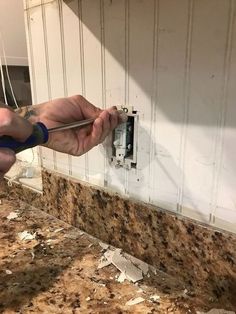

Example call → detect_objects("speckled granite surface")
1 169 236 308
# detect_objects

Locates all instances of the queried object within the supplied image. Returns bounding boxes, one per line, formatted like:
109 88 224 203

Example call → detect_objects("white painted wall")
0 0 28 66
24 0 236 234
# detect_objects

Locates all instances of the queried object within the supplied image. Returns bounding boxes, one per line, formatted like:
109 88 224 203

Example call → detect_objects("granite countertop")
0 199 226 314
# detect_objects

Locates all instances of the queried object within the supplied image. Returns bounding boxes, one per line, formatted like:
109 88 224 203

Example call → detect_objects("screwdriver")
0 118 95 154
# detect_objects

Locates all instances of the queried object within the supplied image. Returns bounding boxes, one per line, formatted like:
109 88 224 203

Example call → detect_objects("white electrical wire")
0 30 35 174
0 31 19 109
0 50 8 105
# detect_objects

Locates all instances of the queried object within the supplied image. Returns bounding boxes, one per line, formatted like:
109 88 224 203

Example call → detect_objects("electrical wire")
0 30 35 171
0 51 8 105
0 31 18 108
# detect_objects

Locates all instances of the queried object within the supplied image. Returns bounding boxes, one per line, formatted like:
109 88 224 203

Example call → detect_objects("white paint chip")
150 295 160 302
86 297 91 301
125 297 145 306
99 242 109 250
104 249 116 261
128 255 149 275
54 228 64 233
18 231 36 241
7 211 19 220
117 272 127 283
5 269 12 275
97 257 112 269
98 249 145 283
111 249 143 283
31 252 35 260
64 233 80 240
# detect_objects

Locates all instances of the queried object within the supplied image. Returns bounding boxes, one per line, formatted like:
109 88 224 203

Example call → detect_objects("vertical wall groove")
78 0 86 97
100 0 106 109
24 1 42 168
125 0 130 107
210 0 235 222
177 0 194 213
41 1 52 104
25 1 37 105
149 0 159 203
124 0 130 194
41 0 57 170
78 0 89 180
58 1 68 97
58 0 72 175
100 0 108 186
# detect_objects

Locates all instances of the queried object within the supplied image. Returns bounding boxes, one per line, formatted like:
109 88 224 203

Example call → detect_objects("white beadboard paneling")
127 0 154 202
43 0 65 98
215 1 236 226
26 3 48 104
103 0 126 193
17 1 38 165
151 0 189 211
25 2 53 169
81 0 105 186
24 1 36 103
25 0 236 234
43 0 69 175
61 0 86 180
181 0 229 221
27 0 54 9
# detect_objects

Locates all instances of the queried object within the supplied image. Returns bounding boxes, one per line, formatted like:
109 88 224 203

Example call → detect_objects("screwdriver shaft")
48 118 95 133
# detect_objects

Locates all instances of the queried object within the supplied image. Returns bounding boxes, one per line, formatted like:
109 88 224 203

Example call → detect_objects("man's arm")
15 95 125 156
0 95 124 178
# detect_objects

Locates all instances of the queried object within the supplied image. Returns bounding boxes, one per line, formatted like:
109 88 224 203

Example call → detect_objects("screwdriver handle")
0 122 49 154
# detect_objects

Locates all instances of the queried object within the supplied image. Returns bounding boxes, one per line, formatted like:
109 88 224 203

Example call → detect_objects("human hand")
28 95 126 156
0 104 33 179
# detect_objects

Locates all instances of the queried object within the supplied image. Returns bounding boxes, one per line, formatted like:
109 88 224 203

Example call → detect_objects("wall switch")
111 106 138 169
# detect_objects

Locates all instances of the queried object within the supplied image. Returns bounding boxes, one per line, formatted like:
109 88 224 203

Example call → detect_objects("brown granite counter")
0 199 210 313
1 169 236 311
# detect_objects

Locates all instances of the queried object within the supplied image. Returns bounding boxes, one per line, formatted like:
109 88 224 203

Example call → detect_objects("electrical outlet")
111 106 138 169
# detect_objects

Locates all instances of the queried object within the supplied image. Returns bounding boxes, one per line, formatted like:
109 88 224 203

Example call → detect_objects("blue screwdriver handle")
0 122 49 154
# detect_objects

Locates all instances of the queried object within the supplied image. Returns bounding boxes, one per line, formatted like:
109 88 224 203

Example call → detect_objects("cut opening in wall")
111 107 138 169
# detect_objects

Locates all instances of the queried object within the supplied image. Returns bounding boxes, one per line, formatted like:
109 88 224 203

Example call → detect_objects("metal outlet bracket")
111 106 138 169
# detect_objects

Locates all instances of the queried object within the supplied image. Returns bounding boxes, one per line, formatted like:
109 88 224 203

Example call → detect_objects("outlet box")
111 106 138 169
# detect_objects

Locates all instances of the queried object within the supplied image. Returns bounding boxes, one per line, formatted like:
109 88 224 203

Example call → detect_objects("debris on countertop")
125 296 145 306
0 199 235 313
7 211 19 221
98 248 144 283
18 230 36 241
